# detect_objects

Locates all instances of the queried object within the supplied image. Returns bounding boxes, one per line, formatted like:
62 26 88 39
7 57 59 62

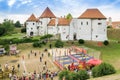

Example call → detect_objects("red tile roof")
40 7 56 18
48 18 71 26
27 14 39 22
58 18 71 26
48 19 55 26
112 21 120 28
78 9 106 19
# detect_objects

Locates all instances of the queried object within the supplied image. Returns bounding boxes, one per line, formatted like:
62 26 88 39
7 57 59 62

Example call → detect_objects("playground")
49 46 102 71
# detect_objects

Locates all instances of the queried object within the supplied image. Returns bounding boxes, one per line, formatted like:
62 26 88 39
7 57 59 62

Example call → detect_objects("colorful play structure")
9 45 20 55
53 46 102 70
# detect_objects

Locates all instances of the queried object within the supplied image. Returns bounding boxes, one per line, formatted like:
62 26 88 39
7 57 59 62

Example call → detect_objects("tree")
59 70 70 80
55 40 64 48
14 21 21 28
46 34 53 41
21 27 26 33
103 40 109 46
92 63 116 77
66 13 73 19
0 26 6 36
78 39 85 44
1 19 15 34
69 72 78 80
77 70 90 80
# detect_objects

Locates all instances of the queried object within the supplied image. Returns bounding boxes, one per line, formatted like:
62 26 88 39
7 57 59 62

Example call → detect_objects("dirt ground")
0 48 60 80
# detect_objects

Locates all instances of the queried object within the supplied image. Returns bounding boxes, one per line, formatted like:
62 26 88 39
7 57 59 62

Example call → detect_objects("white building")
26 7 108 41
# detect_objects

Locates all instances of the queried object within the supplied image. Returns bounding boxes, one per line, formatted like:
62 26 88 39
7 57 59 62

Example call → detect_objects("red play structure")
54 46 102 71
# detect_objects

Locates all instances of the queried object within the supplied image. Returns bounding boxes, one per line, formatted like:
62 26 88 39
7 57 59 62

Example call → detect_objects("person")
68 65 70 70
28 53 30 59
42 53 44 57
40 57 42 62
35 52 37 57
12 66 15 75
9 73 12 80
22 55 24 60
50 72 53 80
43 65 46 70
45 61 47 65
0 64 2 72
17 63 20 72
48 52 50 57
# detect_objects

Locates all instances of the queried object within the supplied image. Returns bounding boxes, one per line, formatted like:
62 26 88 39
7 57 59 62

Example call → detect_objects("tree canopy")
15 21 21 28
66 13 73 19
0 19 15 36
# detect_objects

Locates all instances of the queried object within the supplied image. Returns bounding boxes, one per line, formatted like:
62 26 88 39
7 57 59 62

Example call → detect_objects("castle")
26 7 107 41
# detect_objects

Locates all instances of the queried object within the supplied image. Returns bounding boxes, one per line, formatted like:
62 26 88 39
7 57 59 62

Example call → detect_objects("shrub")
78 39 85 44
59 70 70 80
55 40 64 48
11 38 20 44
21 27 26 33
69 72 78 80
92 63 116 77
22 38 33 43
77 70 90 80
3 44 9 55
33 42 42 47
107 26 112 28
103 40 109 46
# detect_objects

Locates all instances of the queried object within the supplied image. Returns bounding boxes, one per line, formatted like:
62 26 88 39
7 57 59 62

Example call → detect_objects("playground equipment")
53 46 101 70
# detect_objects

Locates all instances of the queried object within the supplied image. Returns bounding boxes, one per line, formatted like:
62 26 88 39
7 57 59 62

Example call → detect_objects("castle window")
41 21 42 25
98 23 102 25
96 35 98 38
37 26 39 29
81 22 83 25
86 22 88 25
31 28 33 30
33 23 35 25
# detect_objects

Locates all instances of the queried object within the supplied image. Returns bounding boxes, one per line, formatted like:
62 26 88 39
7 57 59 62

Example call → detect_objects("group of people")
8 70 58 80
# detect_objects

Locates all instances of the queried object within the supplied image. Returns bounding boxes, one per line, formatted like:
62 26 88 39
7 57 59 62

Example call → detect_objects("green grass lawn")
83 41 120 73
0 33 25 39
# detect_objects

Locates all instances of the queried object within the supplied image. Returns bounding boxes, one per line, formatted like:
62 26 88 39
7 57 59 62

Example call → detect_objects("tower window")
33 23 35 25
37 26 39 29
96 35 98 38
81 22 83 25
98 23 102 25
86 22 88 25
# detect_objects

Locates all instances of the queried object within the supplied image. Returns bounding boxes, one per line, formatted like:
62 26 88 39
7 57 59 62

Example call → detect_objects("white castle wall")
77 19 92 40
92 19 107 41
60 26 69 41
26 21 38 36
26 17 108 41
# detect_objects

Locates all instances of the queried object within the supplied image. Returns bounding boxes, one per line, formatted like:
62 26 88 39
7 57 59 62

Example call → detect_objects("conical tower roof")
27 14 39 21
40 7 56 18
